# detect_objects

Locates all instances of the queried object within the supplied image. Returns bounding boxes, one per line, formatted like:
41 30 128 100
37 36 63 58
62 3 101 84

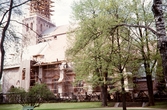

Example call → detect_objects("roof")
22 23 69 62
42 27 57 36
22 24 74 63
22 34 68 62
4 64 20 70
42 25 69 37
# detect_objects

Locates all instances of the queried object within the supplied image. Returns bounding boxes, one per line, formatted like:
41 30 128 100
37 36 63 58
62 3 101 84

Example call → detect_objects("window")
31 22 33 30
40 24 42 31
22 68 26 80
54 36 57 39
26 24 29 31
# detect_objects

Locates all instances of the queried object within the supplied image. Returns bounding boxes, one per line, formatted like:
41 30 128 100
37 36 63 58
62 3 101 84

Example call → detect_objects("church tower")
22 0 55 45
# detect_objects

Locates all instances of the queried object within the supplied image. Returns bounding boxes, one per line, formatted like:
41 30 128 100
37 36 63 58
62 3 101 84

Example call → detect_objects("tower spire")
29 0 54 20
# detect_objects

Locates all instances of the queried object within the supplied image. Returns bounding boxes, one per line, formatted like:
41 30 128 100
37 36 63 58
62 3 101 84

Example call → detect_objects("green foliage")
155 55 167 93
67 1 161 100
21 83 55 108
5 83 55 108
7 86 25 93
67 0 134 92
6 86 26 103
156 55 164 81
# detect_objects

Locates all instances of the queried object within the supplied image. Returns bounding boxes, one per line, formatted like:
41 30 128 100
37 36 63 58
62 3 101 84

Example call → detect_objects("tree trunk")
146 75 155 106
152 0 167 82
0 0 30 80
101 84 108 107
121 74 126 110
101 72 108 107
0 0 13 79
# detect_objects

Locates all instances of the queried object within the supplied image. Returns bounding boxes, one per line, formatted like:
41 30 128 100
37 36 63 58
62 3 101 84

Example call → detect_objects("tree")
127 0 158 106
152 0 167 83
67 0 132 109
109 27 132 110
107 0 160 106
68 0 167 109
0 0 31 80
67 0 112 106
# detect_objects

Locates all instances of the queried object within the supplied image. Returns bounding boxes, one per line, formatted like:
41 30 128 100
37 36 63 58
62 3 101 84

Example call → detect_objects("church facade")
2 0 78 98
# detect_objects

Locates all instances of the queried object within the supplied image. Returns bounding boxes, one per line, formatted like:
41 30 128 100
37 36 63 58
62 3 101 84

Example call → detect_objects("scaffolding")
31 60 75 98
29 0 54 20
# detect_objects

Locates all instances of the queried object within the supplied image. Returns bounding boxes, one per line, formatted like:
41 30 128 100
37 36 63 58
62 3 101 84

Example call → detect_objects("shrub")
6 86 25 103
21 83 55 108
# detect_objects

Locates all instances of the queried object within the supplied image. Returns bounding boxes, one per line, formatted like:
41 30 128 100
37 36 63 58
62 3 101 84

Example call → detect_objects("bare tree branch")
0 0 13 79
0 0 31 25
0 0 31 79
10 20 40 37
112 23 161 36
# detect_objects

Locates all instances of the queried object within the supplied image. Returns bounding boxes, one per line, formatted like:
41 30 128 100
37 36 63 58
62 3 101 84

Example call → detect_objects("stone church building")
2 0 76 98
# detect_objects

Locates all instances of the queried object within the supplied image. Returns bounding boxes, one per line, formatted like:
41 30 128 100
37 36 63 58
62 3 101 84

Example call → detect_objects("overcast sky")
51 0 75 26
21 0 75 26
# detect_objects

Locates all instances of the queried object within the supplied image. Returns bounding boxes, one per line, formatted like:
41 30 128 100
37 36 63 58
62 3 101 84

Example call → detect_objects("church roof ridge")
42 24 69 37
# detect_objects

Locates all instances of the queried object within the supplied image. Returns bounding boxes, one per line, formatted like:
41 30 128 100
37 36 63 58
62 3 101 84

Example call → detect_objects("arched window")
31 22 33 30
26 24 29 31
40 24 42 31
22 68 26 80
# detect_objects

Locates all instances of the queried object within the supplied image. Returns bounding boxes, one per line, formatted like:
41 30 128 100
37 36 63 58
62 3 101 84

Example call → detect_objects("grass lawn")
150 101 167 109
0 102 167 110
0 102 102 110
35 102 102 110
0 104 22 110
